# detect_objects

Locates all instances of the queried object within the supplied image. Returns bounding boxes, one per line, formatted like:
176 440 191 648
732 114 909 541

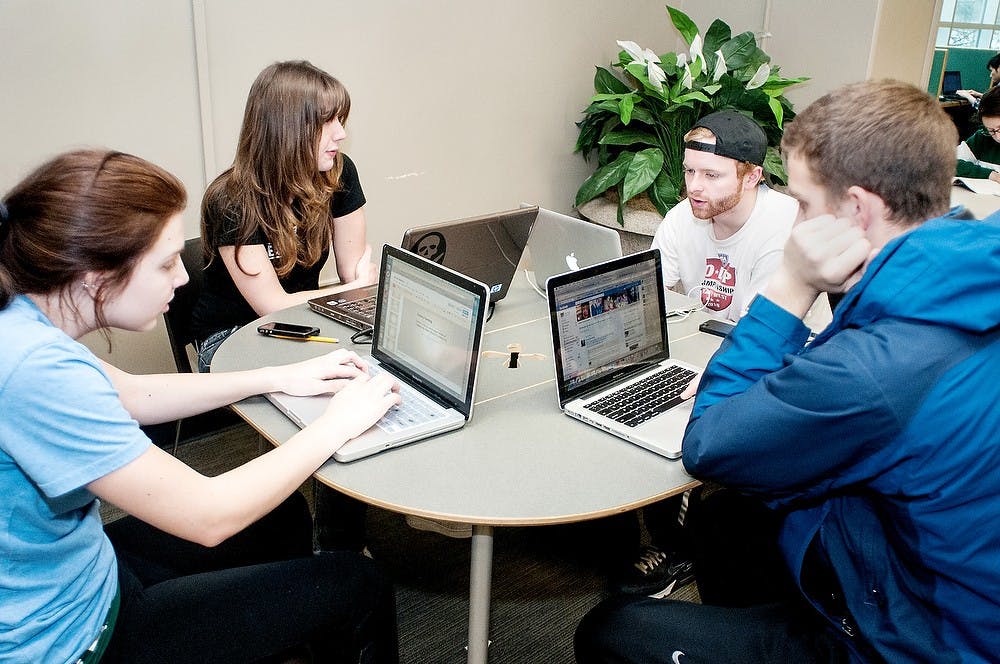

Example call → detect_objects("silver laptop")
546 250 700 459
524 205 623 289
309 206 537 330
269 244 490 462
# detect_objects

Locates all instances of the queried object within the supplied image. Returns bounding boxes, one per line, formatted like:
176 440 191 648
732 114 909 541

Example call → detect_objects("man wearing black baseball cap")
612 110 801 599
650 109 798 322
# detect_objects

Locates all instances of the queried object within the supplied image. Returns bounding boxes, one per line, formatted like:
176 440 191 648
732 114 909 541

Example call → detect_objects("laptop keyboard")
340 295 376 317
584 364 697 428
369 365 446 433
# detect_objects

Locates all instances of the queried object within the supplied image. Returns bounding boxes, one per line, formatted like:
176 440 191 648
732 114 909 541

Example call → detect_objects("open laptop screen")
549 250 670 398
401 206 537 302
941 70 961 95
373 246 487 414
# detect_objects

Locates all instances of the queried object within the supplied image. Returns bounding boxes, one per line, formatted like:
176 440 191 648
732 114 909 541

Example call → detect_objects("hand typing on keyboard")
680 373 702 400
315 370 401 439
367 365 448 434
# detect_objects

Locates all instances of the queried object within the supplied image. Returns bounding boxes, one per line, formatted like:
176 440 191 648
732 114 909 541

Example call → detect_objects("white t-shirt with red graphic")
650 184 798 322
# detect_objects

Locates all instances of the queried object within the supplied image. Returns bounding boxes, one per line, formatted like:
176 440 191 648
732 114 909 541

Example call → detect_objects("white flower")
647 59 667 91
689 34 704 66
617 40 646 63
681 63 693 90
676 52 688 68
616 40 666 91
747 63 771 90
712 50 727 82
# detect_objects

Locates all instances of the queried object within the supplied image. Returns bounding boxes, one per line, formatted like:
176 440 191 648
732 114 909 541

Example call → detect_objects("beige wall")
868 0 938 84
1 0 939 374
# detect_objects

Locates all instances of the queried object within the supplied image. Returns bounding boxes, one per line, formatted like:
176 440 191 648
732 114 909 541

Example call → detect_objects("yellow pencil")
270 334 339 343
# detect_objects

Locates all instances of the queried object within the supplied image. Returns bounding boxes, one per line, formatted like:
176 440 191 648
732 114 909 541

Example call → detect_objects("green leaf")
575 152 632 206
598 129 660 146
688 55 703 81
761 77 808 96
629 106 658 126
703 19 732 54
619 94 635 124
667 5 699 46
583 100 621 115
767 96 784 128
625 62 649 84
648 171 681 215
574 114 606 155
702 84 722 95
622 148 664 204
720 32 757 70
763 146 788 186
590 93 625 102
594 66 629 95
661 55 678 76
710 75 747 109
674 90 711 104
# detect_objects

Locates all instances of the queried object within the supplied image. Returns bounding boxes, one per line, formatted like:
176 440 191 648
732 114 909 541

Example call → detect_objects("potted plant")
575 5 807 227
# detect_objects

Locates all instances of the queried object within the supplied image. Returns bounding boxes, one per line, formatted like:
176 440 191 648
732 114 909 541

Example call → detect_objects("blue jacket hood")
819 207 1000 339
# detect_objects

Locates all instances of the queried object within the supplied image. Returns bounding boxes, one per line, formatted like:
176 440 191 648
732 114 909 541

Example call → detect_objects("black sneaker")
612 546 695 597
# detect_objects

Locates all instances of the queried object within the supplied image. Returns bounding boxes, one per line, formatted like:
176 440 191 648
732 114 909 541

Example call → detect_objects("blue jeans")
194 326 240 373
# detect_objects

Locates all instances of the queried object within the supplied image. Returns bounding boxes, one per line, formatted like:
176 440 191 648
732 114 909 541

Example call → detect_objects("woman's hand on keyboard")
316 371 402 440
269 349 371 397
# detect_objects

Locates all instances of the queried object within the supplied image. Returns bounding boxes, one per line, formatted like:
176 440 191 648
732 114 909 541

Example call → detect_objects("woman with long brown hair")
192 60 376 372
0 149 399 663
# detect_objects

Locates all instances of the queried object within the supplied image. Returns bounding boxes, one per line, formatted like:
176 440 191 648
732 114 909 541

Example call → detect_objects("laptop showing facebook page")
546 250 701 459
267 244 489 462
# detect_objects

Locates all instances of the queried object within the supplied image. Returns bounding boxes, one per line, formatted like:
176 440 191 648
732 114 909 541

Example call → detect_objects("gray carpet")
102 421 700 663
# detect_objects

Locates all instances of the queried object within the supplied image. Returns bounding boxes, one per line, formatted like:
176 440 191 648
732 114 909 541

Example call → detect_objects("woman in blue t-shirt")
191 60 377 372
0 150 400 663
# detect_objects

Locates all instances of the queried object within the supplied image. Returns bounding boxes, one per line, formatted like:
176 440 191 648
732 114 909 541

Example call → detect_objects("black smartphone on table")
257 321 320 338
698 318 735 338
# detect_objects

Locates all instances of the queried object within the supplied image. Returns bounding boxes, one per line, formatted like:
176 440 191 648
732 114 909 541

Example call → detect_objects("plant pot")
577 195 664 255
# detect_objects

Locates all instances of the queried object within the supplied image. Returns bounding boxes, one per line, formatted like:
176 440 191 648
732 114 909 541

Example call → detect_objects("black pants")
102 492 398 663
575 488 851 663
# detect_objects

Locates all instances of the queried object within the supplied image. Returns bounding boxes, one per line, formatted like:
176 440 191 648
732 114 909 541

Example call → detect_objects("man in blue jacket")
576 79 1000 663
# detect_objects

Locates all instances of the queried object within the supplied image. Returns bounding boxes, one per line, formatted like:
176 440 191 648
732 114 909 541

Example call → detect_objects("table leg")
467 524 494 664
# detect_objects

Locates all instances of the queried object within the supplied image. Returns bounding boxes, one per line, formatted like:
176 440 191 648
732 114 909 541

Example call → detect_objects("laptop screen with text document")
372 248 484 416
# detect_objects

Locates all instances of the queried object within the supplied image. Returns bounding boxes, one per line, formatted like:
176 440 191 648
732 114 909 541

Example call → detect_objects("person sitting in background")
650 109 799 322
0 149 400 663
611 110 799 597
956 51 1000 104
190 59 379 552
577 79 1000 663
191 60 376 372
957 84 1000 182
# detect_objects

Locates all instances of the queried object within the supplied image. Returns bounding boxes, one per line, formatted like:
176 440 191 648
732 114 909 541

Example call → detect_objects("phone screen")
257 322 320 338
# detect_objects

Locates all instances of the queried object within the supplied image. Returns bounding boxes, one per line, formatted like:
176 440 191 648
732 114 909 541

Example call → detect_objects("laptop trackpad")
632 398 693 457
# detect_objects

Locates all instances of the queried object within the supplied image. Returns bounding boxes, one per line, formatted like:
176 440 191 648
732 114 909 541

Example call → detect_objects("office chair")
162 236 205 452
163 237 205 374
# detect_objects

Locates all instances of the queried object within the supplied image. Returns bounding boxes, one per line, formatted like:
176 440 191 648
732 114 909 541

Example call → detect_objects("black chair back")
163 237 205 373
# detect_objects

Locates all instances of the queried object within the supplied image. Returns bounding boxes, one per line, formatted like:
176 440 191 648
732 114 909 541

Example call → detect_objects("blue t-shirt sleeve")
3 336 150 498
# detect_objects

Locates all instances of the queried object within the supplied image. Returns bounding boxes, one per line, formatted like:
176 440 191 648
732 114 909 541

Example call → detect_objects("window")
938 0 1000 49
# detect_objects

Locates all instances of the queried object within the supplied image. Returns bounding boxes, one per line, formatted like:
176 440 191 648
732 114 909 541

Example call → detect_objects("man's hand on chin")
764 215 871 319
